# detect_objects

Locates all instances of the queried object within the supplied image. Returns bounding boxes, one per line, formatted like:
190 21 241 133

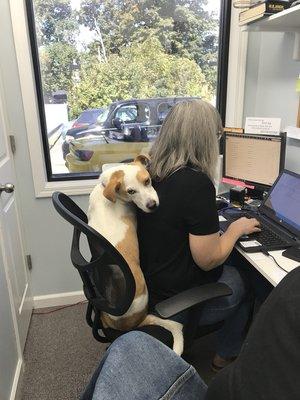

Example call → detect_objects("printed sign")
245 117 281 135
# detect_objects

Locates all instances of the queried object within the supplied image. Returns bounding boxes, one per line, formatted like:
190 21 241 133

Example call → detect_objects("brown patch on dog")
116 216 146 297
134 154 150 166
100 215 148 331
136 168 150 186
103 170 125 202
101 308 147 331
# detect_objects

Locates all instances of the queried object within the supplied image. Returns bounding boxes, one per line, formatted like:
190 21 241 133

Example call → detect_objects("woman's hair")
149 99 222 181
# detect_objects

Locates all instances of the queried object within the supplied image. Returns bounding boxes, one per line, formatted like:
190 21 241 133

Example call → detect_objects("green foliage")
69 37 209 118
40 43 78 94
33 0 78 45
34 0 79 96
79 0 219 91
33 0 220 108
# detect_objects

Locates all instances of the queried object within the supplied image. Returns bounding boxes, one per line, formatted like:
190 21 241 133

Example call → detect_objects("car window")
115 105 138 122
157 102 173 122
97 108 109 124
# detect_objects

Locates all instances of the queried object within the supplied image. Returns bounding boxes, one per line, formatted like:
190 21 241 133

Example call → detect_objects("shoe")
211 354 237 372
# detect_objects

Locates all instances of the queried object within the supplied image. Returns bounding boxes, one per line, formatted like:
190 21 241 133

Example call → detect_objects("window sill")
35 180 96 198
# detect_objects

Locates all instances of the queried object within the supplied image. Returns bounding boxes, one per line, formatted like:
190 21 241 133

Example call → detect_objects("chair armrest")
155 282 232 319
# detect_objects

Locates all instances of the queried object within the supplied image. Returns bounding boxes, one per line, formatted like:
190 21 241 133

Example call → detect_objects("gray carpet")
19 303 217 400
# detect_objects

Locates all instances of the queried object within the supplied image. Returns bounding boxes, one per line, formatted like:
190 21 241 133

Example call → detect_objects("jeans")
81 331 207 400
172 262 251 359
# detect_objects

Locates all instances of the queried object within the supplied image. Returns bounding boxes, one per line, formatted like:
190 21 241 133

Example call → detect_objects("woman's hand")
189 217 261 271
229 217 261 237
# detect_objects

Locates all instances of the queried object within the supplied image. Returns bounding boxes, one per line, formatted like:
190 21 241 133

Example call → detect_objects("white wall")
1 0 86 299
244 31 300 173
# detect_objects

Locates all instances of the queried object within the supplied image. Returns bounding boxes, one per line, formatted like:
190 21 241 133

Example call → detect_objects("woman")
137 99 261 369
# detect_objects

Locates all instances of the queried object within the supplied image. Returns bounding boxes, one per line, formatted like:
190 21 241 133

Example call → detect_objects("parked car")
62 108 105 159
65 97 199 173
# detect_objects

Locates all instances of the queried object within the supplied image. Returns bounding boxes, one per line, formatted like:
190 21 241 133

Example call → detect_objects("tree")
33 0 78 45
78 0 219 91
40 43 78 94
69 37 210 118
33 0 79 96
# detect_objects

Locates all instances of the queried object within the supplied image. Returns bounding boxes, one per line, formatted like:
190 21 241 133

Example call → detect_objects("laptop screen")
262 170 300 235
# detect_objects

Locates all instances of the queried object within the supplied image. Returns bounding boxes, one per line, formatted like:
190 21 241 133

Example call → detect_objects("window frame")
10 0 247 197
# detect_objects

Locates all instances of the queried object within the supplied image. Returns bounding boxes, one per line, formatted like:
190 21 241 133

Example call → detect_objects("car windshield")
77 109 102 124
97 108 109 124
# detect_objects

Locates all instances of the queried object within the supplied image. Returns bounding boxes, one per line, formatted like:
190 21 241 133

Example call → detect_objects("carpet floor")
19 303 217 400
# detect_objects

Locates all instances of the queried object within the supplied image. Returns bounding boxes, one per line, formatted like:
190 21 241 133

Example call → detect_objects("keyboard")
221 211 290 248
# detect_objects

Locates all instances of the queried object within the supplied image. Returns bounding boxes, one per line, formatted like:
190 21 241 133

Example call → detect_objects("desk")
235 247 299 287
218 204 300 286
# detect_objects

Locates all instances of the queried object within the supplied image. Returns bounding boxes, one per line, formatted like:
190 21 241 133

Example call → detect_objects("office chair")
52 191 232 352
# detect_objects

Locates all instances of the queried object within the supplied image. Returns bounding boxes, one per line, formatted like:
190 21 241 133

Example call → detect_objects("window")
115 105 138 123
157 102 173 122
26 0 231 181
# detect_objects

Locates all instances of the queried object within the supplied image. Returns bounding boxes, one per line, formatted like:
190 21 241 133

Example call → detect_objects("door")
0 72 32 353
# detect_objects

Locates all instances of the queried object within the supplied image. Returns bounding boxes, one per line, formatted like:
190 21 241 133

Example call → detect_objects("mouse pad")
282 247 300 263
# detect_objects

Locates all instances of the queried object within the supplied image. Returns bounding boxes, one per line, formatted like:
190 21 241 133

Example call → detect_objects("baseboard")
33 290 85 309
10 358 22 400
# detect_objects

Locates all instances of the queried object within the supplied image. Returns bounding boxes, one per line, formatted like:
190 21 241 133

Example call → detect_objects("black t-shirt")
137 167 222 308
206 266 300 400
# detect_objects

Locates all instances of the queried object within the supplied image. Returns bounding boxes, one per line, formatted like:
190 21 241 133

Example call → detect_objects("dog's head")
100 155 159 213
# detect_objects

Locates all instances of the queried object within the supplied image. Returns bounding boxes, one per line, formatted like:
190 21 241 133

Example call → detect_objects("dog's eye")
127 189 136 195
144 178 150 186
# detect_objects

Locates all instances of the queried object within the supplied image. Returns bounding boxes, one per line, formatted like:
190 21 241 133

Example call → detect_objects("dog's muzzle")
146 200 158 211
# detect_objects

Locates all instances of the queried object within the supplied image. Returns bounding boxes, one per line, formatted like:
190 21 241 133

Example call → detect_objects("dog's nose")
146 200 157 210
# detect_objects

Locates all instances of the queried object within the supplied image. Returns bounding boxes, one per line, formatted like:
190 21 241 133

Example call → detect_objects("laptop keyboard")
222 211 289 247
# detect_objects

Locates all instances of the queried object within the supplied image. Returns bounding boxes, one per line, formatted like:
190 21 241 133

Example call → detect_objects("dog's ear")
103 170 124 203
134 154 150 168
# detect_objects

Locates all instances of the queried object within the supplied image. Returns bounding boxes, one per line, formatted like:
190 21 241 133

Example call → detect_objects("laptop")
219 170 300 253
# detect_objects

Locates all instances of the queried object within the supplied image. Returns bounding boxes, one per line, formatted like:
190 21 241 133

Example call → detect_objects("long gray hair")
149 99 222 181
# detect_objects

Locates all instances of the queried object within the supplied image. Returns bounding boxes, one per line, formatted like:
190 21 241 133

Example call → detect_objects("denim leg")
197 264 251 359
81 331 207 400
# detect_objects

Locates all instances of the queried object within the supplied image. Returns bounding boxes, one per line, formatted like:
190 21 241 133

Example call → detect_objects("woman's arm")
189 217 261 271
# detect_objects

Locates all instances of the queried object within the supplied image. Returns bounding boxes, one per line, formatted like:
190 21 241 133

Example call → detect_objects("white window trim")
225 6 249 128
9 0 248 198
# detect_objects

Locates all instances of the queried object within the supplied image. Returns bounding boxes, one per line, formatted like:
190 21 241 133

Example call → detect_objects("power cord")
261 249 289 273
33 300 88 315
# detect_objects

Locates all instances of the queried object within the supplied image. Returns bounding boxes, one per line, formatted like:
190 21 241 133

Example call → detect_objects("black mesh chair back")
52 192 136 342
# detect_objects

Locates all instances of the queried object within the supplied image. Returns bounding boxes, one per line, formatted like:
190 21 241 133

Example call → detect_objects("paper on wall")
245 117 281 135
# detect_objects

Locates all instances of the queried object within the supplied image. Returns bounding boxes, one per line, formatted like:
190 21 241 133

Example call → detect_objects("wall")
1 0 85 299
244 31 300 173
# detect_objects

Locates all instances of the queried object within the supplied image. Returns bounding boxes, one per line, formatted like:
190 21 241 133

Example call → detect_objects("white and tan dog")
88 156 183 355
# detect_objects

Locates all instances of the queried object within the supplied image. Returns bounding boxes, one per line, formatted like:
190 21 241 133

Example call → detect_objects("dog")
88 155 184 355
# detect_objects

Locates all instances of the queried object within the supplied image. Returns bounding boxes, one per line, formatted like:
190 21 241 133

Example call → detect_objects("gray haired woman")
137 99 261 370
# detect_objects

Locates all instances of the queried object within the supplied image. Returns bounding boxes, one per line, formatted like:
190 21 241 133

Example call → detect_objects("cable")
261 249 289 273
32 300 88 315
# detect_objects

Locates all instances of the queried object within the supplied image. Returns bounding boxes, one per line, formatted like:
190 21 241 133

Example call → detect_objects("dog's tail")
139 314 184 356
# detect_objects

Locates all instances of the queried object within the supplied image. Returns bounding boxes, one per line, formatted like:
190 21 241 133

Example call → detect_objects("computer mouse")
216 198 228 211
